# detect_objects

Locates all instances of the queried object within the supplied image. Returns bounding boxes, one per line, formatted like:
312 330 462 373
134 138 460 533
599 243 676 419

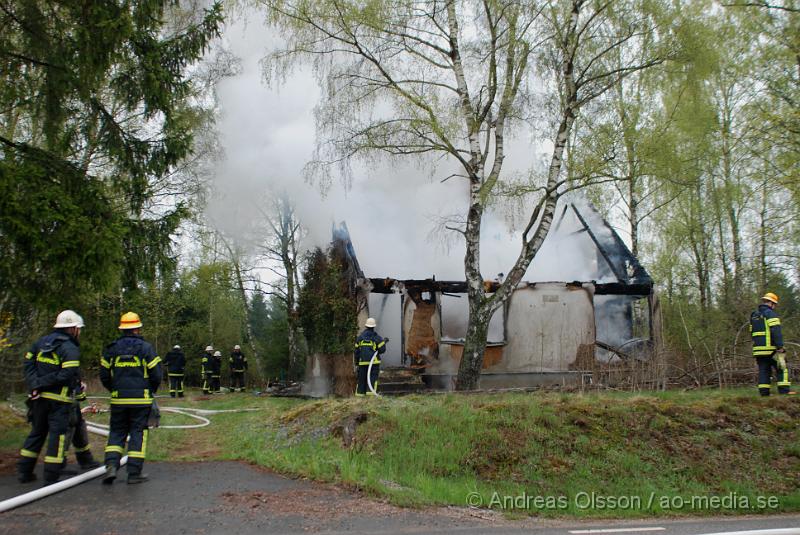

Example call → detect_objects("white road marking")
569 528 666 534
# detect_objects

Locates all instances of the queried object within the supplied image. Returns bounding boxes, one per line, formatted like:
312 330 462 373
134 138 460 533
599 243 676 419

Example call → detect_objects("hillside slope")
2 389 798 518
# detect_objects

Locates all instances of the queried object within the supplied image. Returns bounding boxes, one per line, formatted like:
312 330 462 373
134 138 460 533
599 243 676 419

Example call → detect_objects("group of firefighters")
161 344 249 397
15 292 793 488
17 310 249 487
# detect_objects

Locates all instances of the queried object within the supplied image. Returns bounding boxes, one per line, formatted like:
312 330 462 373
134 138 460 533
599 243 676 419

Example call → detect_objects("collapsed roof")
334 199 652 296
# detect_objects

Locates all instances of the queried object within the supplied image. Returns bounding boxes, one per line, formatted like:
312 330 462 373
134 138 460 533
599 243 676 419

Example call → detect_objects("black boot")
127 473 149 484
17 472 37 483
102 465 117 485
59 464 79 477
80 459 102 470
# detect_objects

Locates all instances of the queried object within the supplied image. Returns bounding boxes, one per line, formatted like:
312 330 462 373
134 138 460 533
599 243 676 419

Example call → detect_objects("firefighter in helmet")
354 317 386 396
750 292 794 396
100 312 162 484
201 346 213 394
163 344 186 397
210 350 222 393
18 310 100 485
229 344 248 392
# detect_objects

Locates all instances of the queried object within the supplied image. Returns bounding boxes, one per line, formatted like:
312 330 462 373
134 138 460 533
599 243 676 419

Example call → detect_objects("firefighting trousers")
210 375 220 392
202 374 210 394
168 373 185 397
231 371 245 391
17 399 71 482
356 363 380 396
71 405 97 467
105 405 150 475
756 355 791 395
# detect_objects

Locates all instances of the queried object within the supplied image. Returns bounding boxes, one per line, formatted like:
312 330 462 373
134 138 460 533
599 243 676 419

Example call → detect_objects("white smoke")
208 9 603 285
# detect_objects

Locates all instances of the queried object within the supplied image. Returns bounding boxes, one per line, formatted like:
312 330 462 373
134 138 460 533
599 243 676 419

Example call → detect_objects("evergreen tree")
0 1 223 316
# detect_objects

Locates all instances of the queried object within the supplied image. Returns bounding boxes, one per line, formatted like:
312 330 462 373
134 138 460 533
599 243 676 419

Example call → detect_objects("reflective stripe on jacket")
229 351 248 372
23 331 81 403
354 328 386 366
164 350 186 374
100 335 162 406
751 304 783 357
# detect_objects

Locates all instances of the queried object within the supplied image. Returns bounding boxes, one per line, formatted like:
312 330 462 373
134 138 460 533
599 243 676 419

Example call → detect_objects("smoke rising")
210 11 605 285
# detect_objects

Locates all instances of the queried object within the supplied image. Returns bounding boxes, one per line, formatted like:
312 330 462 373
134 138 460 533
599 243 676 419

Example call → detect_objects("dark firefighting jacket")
23 331 81 403
201 351 212 376
750 304 784 357
354 328 386 366
164 349 186 375
209 353 221 376
100 334 162 406
229 350 248 372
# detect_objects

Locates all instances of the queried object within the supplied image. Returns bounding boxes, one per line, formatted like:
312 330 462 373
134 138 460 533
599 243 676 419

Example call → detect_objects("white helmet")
365 317 377 328
214 350 222 356
173 345 181 350
205 345 213 352
54 310 84 329
234 344 241 350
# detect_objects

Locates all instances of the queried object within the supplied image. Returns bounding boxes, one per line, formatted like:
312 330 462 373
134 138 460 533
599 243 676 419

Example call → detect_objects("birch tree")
256 193 307 378
262 0 674 389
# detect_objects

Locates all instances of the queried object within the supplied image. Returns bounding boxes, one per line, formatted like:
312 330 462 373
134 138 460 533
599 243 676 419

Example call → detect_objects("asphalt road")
0 461 797 535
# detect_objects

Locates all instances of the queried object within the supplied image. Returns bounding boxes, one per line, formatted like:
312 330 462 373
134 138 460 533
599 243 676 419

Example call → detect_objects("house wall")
425 282 596 376
493 283 595 372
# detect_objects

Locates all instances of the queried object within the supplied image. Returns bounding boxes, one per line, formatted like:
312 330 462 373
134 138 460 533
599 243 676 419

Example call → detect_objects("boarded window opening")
440 294 505 344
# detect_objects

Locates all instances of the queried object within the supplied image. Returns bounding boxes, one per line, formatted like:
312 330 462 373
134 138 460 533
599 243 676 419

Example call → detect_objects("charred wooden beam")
369 278 651 296
367 278 503 294
594 282 652 296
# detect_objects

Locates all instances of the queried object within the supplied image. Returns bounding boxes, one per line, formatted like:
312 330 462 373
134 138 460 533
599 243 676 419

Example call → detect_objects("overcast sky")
206 8 606 282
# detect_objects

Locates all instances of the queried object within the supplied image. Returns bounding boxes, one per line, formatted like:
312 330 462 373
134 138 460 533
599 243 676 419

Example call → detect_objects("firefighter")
163 344 186 397
100 312 162 484
229 344 248 392
750 292 794 396
17 310 98 485
201 346 213 394
210 350 222 392
354 317 386 397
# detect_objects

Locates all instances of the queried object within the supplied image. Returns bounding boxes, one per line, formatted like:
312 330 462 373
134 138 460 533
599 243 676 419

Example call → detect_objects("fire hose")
0 420 128 513
0 400 263 513
367 351 380 396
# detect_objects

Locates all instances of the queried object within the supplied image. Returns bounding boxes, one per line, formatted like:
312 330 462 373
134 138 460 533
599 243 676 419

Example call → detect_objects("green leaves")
0 149 123 309
0 0 224 314
298 248 357 355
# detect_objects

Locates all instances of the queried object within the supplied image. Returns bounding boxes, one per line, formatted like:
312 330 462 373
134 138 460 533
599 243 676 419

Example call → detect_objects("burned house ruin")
331 200 660 391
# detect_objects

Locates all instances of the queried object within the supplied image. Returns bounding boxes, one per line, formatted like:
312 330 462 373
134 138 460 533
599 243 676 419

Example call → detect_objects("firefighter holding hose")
750 292 794 396
354 317 386 397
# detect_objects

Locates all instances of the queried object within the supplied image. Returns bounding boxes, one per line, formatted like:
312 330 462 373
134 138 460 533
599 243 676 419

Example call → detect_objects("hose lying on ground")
84 407 211 430
1 398 264 513
0 422 128 514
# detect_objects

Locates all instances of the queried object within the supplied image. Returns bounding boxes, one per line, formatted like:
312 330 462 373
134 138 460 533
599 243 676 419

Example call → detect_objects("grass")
2 387 798 519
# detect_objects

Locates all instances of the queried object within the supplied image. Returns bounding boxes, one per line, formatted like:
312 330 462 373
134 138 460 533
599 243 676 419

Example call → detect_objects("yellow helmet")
118 311 143 329
762 292 779 304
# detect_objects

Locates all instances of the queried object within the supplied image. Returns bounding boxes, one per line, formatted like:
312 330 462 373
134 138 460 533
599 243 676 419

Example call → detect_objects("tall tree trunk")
455 0 580 390
759 175 769 293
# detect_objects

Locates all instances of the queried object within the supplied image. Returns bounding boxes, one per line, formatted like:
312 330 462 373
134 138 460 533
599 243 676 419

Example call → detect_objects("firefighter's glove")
776 353 787 371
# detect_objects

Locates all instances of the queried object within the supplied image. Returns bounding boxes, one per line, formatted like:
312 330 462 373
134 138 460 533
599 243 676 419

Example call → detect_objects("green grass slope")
2 388 798 518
